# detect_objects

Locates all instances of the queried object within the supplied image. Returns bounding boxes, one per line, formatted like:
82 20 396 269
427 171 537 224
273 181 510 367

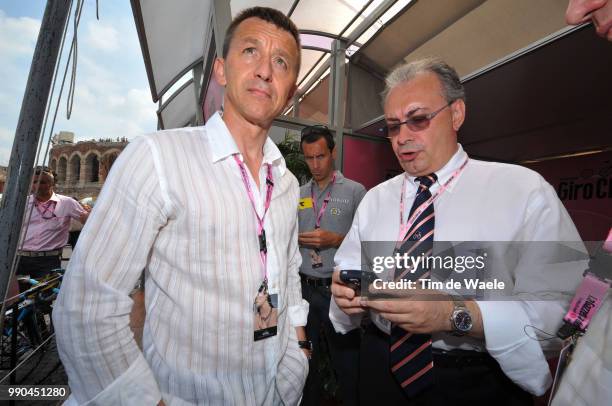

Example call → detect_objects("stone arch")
68 153 81 184
57 156 68 183
100 149 121 181
50 158 57 174
84 152 100 183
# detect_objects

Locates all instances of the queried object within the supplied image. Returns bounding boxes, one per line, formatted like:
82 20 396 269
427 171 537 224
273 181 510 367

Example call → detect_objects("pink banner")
342 136 402 190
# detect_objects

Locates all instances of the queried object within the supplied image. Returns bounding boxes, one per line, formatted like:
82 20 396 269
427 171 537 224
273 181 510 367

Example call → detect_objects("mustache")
397 143 425 153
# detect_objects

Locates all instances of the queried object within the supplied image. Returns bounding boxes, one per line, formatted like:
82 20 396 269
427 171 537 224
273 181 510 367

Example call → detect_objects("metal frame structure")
131 0 606 172
0 0 72 328
130 0 405 170
130 0 208 104
156 78 195 130
353 23 591 139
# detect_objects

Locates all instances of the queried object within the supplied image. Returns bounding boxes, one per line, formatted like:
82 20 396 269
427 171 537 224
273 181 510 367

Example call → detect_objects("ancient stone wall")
49 140 127 199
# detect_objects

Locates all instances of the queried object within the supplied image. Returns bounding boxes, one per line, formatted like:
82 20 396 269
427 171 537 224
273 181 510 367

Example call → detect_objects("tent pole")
0 0 72 307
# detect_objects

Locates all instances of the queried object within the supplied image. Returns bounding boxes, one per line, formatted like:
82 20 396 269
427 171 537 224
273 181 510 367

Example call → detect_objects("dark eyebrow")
385 106 427 123
241 37 262 47
241 37 291 62
404 107 426 118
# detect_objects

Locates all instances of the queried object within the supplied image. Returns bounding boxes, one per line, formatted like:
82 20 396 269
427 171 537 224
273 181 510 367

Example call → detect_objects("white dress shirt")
54 112 309 405
330 144 584 396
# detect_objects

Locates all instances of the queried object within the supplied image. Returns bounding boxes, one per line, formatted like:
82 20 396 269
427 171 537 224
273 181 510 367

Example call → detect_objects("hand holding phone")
339 269 377 295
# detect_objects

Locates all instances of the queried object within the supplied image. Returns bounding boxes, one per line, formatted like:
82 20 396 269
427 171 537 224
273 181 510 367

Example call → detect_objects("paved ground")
0 335 68 405
0 244 72 405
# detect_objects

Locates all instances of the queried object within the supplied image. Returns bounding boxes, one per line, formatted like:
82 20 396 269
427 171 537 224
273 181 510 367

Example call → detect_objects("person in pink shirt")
16 167 89 279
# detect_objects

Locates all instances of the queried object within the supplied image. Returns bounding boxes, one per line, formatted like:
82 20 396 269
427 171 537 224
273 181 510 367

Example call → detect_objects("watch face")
454 310 473 332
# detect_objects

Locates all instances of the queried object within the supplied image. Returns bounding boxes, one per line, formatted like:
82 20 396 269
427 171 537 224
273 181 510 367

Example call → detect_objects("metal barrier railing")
0 268 65 386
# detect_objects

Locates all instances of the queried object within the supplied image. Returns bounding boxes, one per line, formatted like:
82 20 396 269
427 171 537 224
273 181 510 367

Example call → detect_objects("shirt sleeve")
477 178 585 396
330 204 365 333
53 136 169 405
66 197 86 220
287 180 308 327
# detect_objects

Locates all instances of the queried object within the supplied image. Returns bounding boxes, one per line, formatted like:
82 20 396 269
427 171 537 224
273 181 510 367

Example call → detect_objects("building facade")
0 166 6 193
49 132 128 200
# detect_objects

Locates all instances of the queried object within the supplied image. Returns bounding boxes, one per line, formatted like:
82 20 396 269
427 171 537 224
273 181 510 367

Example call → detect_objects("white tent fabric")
133 0 212 101
157 79 195 130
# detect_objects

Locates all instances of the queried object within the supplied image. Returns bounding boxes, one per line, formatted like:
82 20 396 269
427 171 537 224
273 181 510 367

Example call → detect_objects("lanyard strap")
233 155 274 280
34 199 55 217
558 228 612 339
397 158 469 245
311 172 337 229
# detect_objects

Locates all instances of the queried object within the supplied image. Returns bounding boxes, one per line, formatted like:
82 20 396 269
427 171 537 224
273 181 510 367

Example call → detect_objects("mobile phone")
339 270 377 294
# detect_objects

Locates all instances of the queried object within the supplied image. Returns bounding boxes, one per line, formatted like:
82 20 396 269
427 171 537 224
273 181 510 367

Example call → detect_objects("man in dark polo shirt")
298 125 366 406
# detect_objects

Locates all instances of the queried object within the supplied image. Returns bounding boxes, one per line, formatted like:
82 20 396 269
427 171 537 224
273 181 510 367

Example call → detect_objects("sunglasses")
383 102 452 138
300 125 330 139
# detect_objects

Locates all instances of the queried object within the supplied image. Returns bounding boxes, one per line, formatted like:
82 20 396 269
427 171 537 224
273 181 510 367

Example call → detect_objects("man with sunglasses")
329 58 582 404
297 125 365 405
16 167 88 280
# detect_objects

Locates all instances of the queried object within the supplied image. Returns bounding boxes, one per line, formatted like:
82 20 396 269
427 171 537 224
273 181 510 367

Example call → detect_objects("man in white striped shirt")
54 7 309 405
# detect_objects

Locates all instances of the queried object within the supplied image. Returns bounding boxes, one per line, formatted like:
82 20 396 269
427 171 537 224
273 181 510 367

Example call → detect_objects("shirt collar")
308 170 344 191
406 143 469 193
206 111 286 175
29 192 59 205
334 170 345 184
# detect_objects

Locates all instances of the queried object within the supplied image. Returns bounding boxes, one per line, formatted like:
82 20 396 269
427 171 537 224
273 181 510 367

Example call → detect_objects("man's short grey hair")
382 57 466 105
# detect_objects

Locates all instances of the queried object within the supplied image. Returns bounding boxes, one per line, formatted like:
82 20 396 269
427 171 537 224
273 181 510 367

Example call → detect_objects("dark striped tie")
389 173 437 397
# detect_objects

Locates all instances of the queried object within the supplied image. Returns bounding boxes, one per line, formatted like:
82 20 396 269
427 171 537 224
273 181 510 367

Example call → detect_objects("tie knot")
416 174 437 191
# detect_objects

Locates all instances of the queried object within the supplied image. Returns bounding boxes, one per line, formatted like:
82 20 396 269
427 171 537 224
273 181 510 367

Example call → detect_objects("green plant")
277 131 310 185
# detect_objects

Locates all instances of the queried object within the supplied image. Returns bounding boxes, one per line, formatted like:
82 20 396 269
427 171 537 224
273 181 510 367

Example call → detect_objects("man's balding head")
32 167 54 200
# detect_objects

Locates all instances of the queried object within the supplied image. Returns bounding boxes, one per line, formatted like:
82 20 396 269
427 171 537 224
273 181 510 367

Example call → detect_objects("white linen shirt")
54 112 309 405
330 144 584 396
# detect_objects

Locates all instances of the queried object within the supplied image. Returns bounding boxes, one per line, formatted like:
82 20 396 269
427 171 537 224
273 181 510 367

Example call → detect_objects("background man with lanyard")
298 125 366 406
54 7 309 405
329 58 583 404
17 166 88 280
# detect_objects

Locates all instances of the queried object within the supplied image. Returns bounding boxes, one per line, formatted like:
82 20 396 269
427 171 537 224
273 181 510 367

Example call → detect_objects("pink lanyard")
311 172 337 229
234 155 274 281
397 159 469 245
34 199 56 217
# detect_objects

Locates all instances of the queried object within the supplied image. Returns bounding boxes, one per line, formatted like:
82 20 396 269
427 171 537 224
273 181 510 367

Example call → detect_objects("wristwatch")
449 295 473 336
298 340 313 351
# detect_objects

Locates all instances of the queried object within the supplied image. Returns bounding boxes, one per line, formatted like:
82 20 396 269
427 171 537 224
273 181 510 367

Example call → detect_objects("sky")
0 1 157 166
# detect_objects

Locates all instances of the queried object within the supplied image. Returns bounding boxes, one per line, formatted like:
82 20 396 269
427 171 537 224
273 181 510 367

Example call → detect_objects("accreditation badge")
310 248 323 269
298 197 313 210
253 281 278 341
548 338 576 405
